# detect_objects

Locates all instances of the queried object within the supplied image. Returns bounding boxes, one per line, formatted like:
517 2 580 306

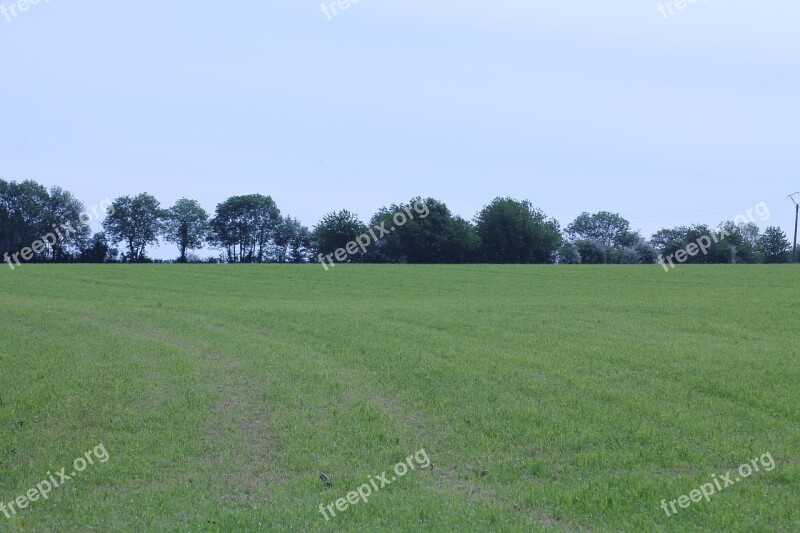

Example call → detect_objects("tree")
0 180 103 264
103 193 164 262
45 186 90 261
369 198 479 263
0 180 9 256
474 198 562 263
313 210 368 262
289 226 313 263
680 225 717 263
573 240 654 265
609 246 640 264
758 226 791 264
653 223 763 265
574 239 608 264
725 221 761 264
556 242 581 264
444 216 482 263
210 194 281 263
79 232 118 263
163 198 209 263
633 241 659 264
273 216 312 263
685 221 762 264
650 227 688 255
0 179 50 260
566 212 638 248
565 212 651 264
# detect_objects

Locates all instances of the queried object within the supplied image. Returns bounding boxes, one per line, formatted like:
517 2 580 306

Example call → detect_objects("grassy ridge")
0 265 798 531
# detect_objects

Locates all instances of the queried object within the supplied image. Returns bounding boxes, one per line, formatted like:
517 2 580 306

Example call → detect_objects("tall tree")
273 216 311 263
313 210 368 262
0 179 50 259
444 216 482 264
369 197 479 263
288 225 313 263
653 223 763 265
758 226 791 264
474 197 562 263
650 226 688 253
163 198 209 263
719 221 761 263
567 211 638 248
45 186 90 261
210 194 281 263
103 193 164 262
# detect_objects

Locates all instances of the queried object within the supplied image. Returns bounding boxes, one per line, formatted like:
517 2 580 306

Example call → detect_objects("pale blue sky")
1 1 798 258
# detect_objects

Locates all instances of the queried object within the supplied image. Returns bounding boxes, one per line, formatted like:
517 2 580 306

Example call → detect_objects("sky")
1 0 798 259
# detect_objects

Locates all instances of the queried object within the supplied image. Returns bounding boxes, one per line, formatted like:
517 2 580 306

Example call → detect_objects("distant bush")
556 242 581 264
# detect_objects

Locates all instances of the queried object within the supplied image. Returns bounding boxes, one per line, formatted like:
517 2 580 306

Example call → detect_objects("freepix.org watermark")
1 443 110 520
318 448 431 521
657 201 769 272
0 0 50 23
320 0 369 21
3 198 114 270
317 200 429 270
660 452 775 517
657 0 711 19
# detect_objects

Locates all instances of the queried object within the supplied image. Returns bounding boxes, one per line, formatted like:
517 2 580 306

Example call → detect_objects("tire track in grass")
90 310 283 521
247 316 569 530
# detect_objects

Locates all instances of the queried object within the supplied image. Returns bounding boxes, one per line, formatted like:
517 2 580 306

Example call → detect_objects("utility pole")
789 193 800 263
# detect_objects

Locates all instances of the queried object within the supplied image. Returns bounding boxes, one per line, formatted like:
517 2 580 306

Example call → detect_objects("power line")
621 197 786 221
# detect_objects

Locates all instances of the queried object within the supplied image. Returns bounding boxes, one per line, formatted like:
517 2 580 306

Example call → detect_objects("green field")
0 265 798 531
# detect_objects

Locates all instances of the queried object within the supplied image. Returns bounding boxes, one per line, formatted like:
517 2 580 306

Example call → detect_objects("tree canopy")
2 178 796 266
210 194 281 263
369 198 479 264
474 198 562 264
164 198 210 263
103 194 164 263
313 210 368 262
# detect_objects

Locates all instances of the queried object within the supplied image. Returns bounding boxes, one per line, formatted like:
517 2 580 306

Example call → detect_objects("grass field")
0 265 798 531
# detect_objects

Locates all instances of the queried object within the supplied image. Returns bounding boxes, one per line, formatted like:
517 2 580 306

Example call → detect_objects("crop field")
0 265 798 531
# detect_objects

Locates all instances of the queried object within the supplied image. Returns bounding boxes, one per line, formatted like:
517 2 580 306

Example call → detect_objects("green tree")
0 179 50 260
210 194 281 263
650 227 688 254
633 240 659 264
289 226 312 263
474 198 562 263
655 223 763 265
313 210 368 262
273 216 312 263
683 225 718 264
566 212 650 264
726 222 762 263
444 216 482 263
103 193 164 262
556 242 581 264
566 212 638 248
369 198 479 263
758 226 791 264
574 239 608 264
79 232 118 263
46 186 90 261
164 198 210 263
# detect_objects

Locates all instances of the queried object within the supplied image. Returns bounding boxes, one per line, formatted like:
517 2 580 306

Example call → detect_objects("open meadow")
1 265 798 531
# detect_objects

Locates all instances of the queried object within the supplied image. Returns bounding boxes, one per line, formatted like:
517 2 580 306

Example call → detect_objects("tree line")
1 179 795 266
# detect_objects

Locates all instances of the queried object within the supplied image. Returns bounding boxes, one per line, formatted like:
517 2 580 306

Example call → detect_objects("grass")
0 264 798 531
